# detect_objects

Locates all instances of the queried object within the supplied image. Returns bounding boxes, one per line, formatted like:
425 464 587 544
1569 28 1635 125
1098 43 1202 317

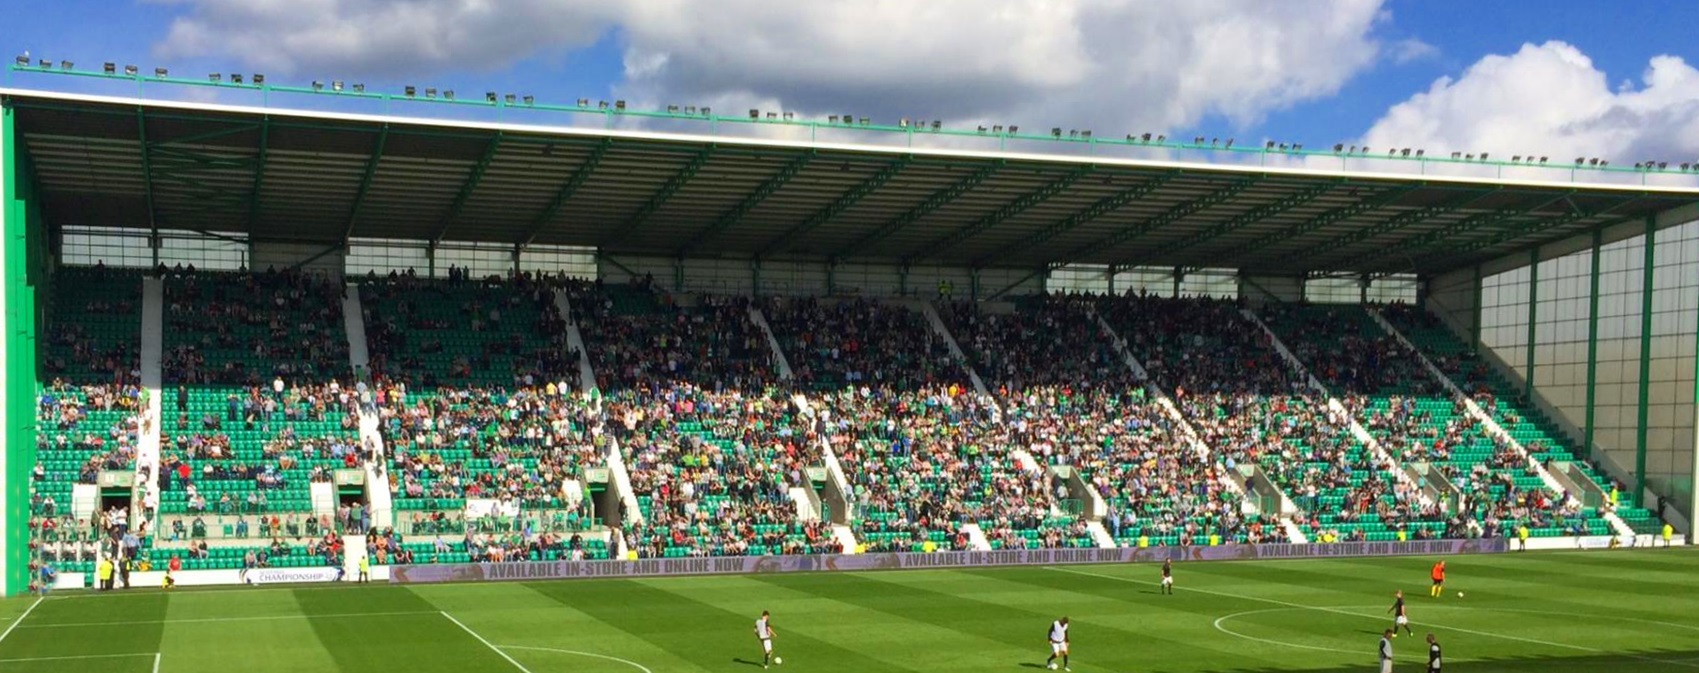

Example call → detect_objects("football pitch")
1 549 1696 673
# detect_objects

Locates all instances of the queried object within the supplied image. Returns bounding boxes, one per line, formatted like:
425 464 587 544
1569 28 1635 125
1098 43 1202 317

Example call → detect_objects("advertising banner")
241 566 343 585
391 538 1507 585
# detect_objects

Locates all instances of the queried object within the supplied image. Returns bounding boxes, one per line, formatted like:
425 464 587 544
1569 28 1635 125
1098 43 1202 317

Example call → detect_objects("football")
774 657 783 665
1457 592 1465 598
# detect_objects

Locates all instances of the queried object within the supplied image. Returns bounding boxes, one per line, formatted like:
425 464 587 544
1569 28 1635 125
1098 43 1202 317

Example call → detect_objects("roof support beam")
1299 190 1502 270
1123 180 1335 270
756 156 912 259
1403 200 1639 270
834 161 1004 261
342 123 390 243
245 116 271 235
1206 183 1426 270
973 171 1181 268
1051 177 1257 269
602 145 717 249
677 150 815 255
1349 192 1576 271
431 131 504 245
906 164 1094 265
135 108 159 240
519 138 613 247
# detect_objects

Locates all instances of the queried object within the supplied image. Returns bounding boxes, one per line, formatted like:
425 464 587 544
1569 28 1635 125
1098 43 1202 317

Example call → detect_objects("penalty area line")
0 595 43 646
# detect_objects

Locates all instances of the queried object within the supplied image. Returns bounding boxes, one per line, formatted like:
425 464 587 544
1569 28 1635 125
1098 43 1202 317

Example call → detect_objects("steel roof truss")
519 138 613 247
756 156 912 259
973 171 1181 268
602 144 717 249
1126 180 1336 270
906 164 1095 265
834 160 1004 260
342 123 390 242
1051 177 1258 269
431 131 505 244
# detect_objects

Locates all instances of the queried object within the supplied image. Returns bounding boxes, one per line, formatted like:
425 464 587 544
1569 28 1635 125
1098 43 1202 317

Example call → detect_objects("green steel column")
1635 217 1656 506
1584 230 1602 458
1525 247 1539 398
3 104 41 597
1472 265 1484 348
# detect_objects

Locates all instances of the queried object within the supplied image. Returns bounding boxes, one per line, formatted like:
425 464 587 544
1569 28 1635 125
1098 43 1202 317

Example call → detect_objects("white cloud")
1360 41 1699 167
1389 38 1439 65
151 0 1395 135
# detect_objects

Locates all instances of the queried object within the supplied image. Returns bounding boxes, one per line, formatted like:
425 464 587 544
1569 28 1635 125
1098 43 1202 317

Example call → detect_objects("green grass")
4 548 1699 672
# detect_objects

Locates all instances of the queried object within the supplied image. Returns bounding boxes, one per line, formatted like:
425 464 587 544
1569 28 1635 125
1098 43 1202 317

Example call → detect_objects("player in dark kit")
1426 633 1442 672
1388 590 1413 637
1160 559 1174 594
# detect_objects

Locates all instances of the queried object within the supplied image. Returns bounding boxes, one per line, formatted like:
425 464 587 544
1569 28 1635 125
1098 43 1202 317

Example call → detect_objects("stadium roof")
5 87 1699 277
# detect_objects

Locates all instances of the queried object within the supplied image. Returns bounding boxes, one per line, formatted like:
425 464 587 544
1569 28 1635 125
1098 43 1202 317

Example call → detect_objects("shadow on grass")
731 657 766 667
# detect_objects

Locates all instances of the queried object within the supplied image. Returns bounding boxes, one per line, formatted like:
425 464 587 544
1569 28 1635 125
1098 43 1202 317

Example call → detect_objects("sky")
4 0 1699 168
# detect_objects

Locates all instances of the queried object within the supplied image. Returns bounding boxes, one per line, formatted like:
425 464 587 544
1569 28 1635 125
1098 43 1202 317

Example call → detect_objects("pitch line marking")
0 652 156 663
13 609 440 629
441 611 536 673
500 645 656 673
1211 608 1360 655
153 651 162 673
0 595 43 645
1047 566 1699 670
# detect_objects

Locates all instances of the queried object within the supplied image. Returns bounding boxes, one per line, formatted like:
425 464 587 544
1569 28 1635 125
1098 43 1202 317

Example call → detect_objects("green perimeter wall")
2 103 45 597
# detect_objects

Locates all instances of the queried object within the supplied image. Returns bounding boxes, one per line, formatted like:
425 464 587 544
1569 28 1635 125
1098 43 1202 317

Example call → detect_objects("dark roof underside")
9 93 1697 276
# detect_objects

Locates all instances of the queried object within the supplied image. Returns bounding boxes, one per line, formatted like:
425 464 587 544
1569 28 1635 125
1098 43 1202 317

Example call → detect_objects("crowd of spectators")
765 297 968 391
37 382 143 486
162 267 348 385
580 293 778 392
361 270 568 389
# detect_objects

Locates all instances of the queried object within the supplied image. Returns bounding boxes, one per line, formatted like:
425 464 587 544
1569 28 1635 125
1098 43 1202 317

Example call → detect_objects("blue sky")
4 0 1698 164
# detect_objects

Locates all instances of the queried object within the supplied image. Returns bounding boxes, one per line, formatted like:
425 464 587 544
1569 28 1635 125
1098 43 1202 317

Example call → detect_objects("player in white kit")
755 610 777 669
1045 617 1071 671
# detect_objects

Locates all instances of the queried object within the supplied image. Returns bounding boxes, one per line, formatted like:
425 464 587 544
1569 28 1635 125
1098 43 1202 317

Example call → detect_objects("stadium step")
747 305 795 381
960 523 993 551
343 282 371 374
553 288 599 394
919 300 993 398
831 524 860 554
788 486 820 522
136 274 165 534
1086 520 1116 548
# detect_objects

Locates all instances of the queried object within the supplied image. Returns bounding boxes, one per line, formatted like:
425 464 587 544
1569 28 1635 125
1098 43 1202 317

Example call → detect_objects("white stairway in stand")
1241 308 1433 511
1366 309 1638 540
136 276 165 534
960 523 992 551
920 301 993 398
748 305 794 380
552 289 599 394
343 285 392 531
791 395 861 553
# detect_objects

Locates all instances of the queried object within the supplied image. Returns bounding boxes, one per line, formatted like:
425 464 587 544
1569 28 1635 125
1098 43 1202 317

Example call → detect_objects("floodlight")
702 107 712 116
1599 160 1609 167
312 81 323 91
1224 139 1234 149
1156 135 1165 142
597 100 608 110
766 112 777 119
487 92 498 103
1512 156 1521 162
1401 149 1411 157
1293 144 1302 151
252 74 263 85
1465 154 1474 161
424 88 436 98
352 83 365 93
231 74 243 83
993 125 1003 134
1210 137 1218 146
1008 125 1017 134
37 60 49 69
1126 134 1136 142
1143 133 1153 142
1360 147 1369 154
614 100 625 110
1389 149 1397 157
830 115 840 124
686 105 696 115
784 112 794 121
209 73 221 82
1539 157 1547 164
505 94 516 104
977 125 986 133
1588 158 1599 166
124 64 138 76
444 90 455 100
933 120 942 131
522 95 533 105
667 105 679 113
60 61 72 70
1635 163 1644 170
16 55 30 66
1266 140 1276 150
1415 150 1424 157
750 109 761 119
1659 162 1669 170
900 118 911 128
1575 157 1585 165
1479 153 1488 161
577 98 590 107
1682 163 1692 171
1069 130 1078 139
405 85 416 97
1196 136 1206 145
1451 152 1461 159
1052 127 1062 137
860 117 870 126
